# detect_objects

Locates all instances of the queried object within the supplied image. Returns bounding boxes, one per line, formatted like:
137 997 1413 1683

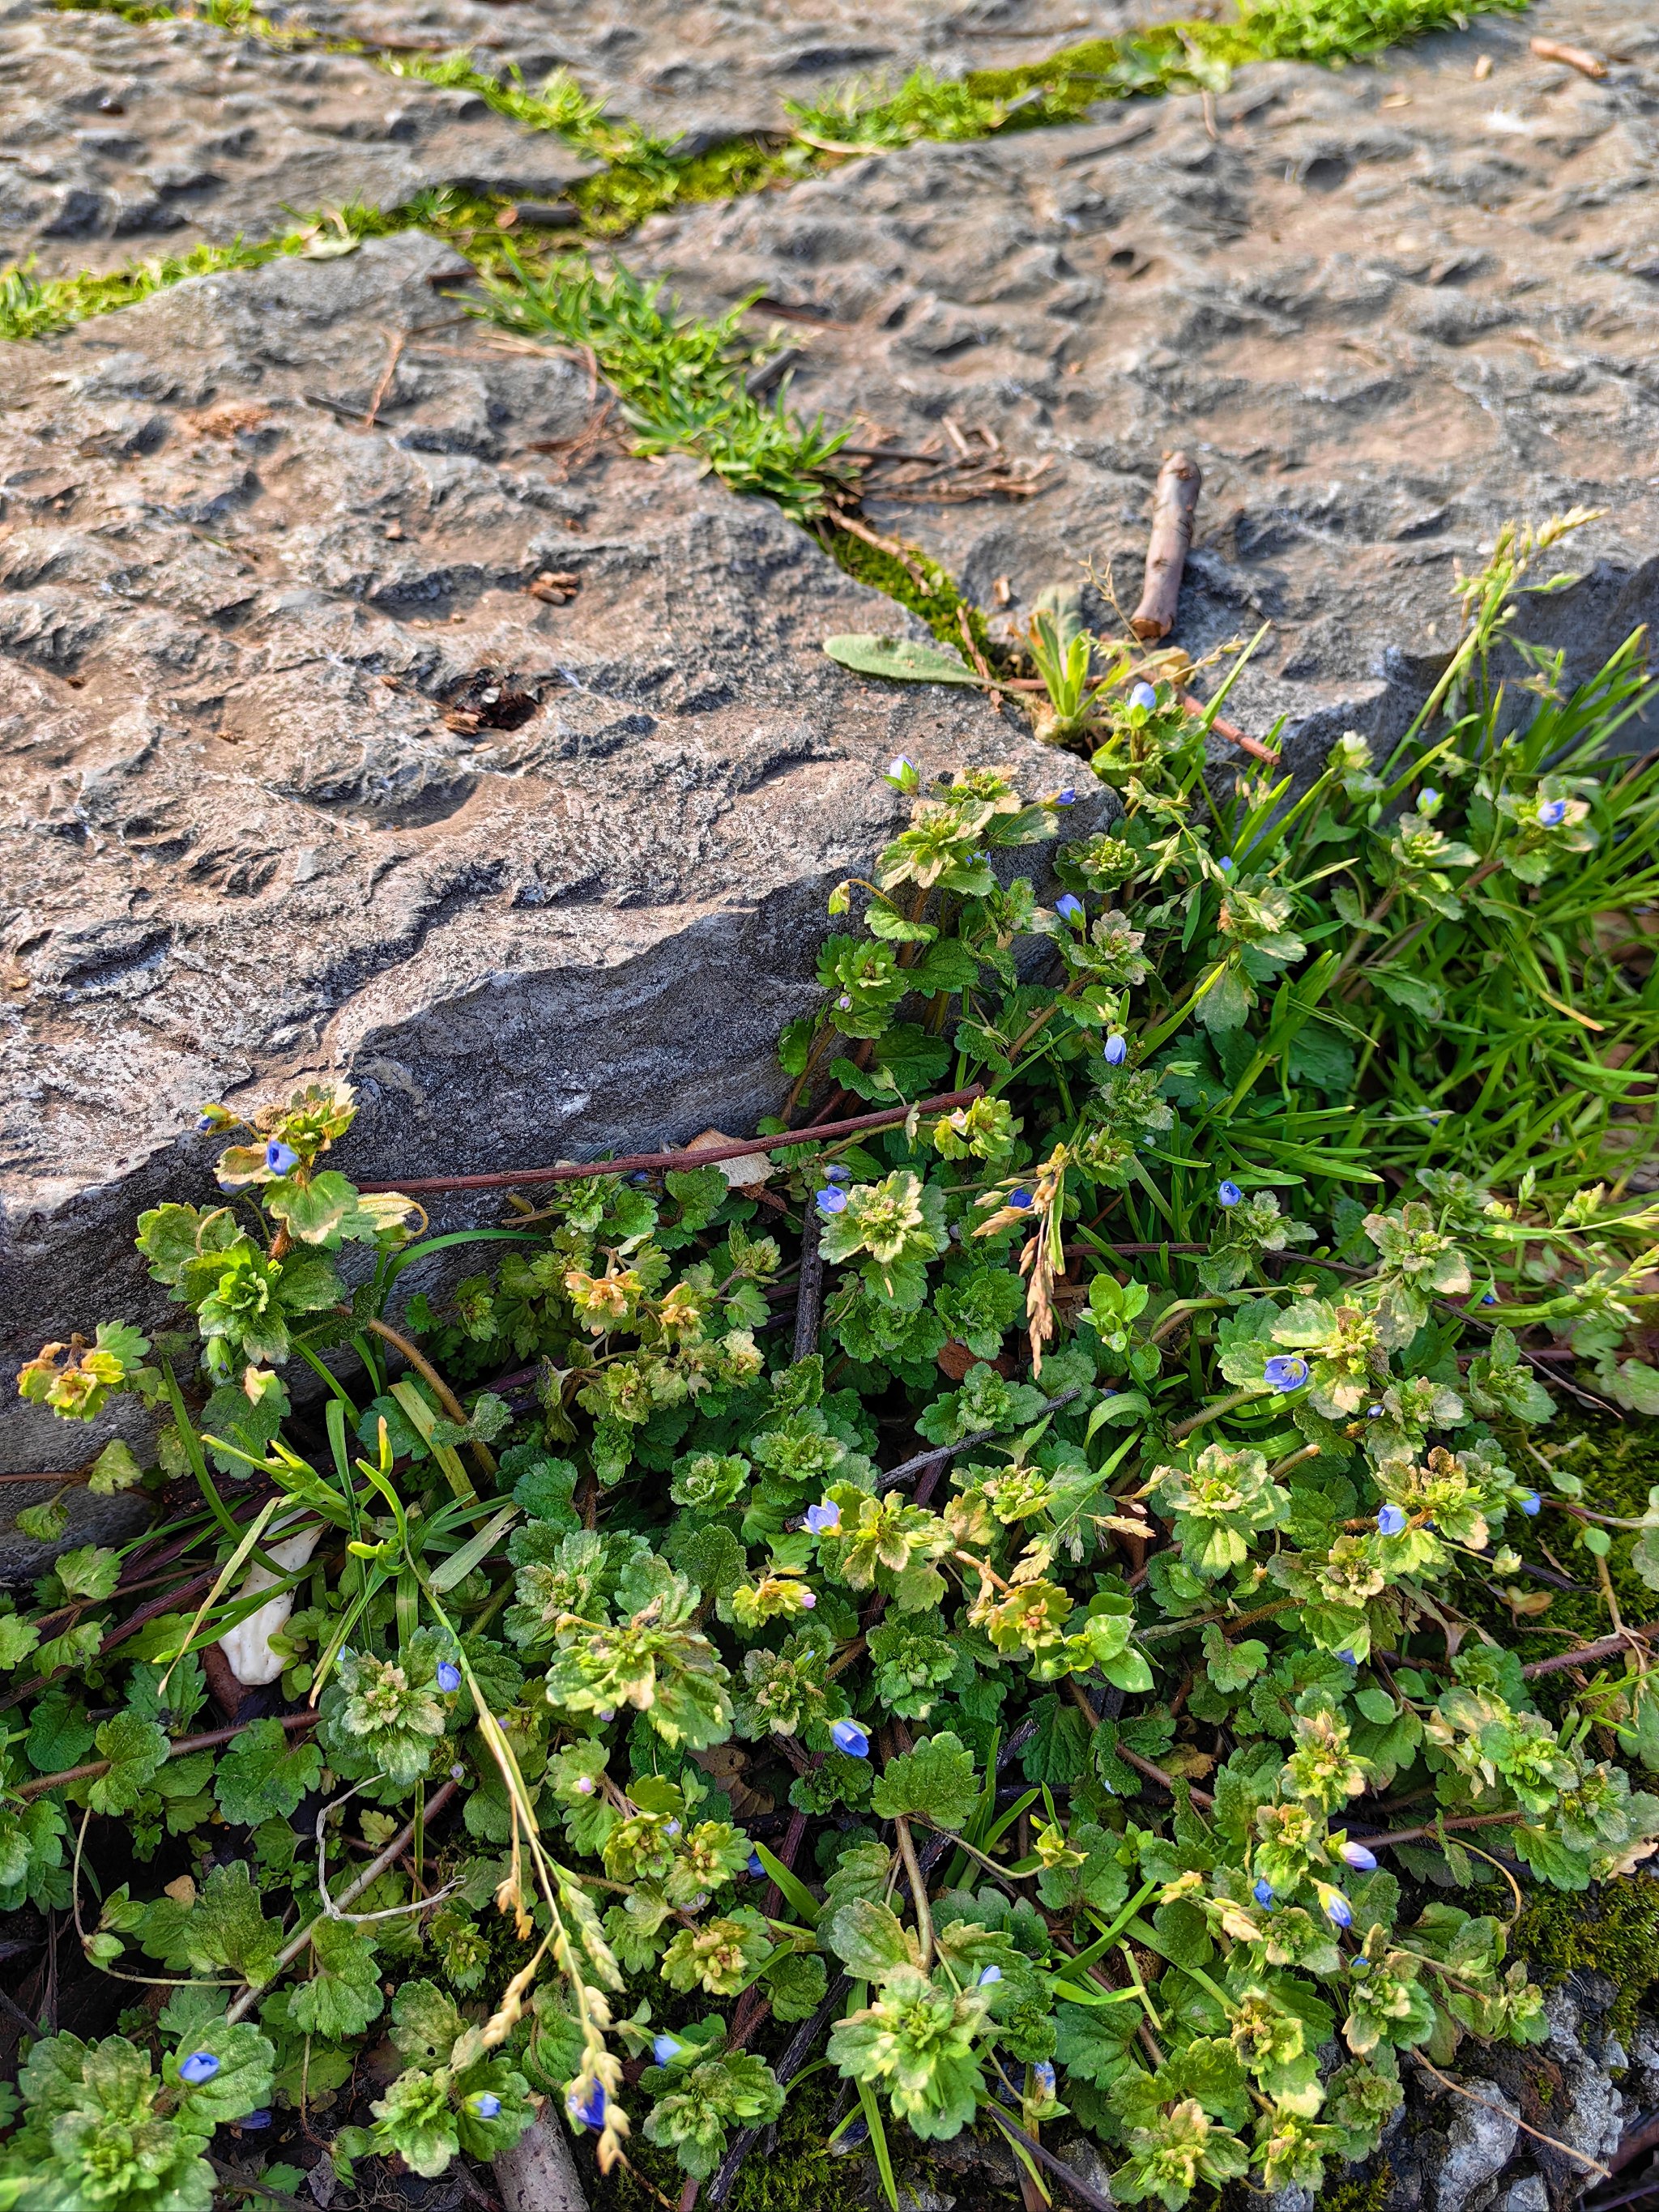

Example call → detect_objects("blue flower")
1103 1034 1128 1067
241 2110 272 2130
1350 1956 1371 1977
804 1501 841 1535
567 2081 608 2132
1056 893 1085 925
885 757 918 787
195 1112 219 1134
437 1661 461 1694
1418 786 1440 809
1032 2061 1057 2097
1218 855 1234 872
822 1164 852 1185
1537 798 1567 826
831 1719 870 1758
977 1964 1003 1985
665 1820 680 1837
1337 1649 1358 1667
1375 1503 1408 1537
817 1187 848 1217
1009 1189 1034 1209
264 1139 300 1176
1218 1179 1243 1208
1253 1877 1274 1907
1367 1405 1383 1419
1482 1293 1498 1306
1519 1490 1542 1517
178 2052 220 2086
836 993 853 1012
1055 787 1077 806
748 1849 766 1878
574 1775 595 1796
468 2091 503 2120
1339 1840 1378 1871
1263 1355 1309 1393
1129 681 1158 713
1318 1884 1354 1929
653 2035 684 2066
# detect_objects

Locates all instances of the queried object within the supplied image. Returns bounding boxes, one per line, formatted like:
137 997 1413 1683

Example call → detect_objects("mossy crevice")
1514 1871 1659 2047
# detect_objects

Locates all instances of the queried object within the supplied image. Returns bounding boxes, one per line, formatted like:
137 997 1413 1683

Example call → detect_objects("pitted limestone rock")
623 0 1659 765
0 4 595 279
0 226 1100 1539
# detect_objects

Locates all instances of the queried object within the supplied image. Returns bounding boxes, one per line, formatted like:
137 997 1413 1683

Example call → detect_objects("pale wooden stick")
1131 451 1201 641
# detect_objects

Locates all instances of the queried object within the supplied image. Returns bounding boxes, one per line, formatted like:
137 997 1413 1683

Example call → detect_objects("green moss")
1513 1873 1659 2045
589 2069 872 2212
1313 2167 1393 2212
819 524 993 658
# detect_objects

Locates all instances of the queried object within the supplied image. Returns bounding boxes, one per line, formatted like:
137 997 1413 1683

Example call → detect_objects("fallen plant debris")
0 509 1656 2212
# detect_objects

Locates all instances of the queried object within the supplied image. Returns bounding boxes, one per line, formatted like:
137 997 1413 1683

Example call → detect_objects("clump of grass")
472 252 858 521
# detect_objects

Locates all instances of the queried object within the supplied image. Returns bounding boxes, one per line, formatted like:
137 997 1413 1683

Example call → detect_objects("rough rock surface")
1373 1969 1632 2212
253 0 1194 147
629 0 1659 758
0 225 1086 1511
0 2 596 280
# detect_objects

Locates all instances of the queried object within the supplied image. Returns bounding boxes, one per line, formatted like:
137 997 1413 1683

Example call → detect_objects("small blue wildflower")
1376 1503 1408 1537
831 1719 870 1759
978 1964 1003 1986
817 1187 849 1217
574 1775 595 1796
597 1707 615 1723
195 1112 218 1134
1055 787 1077 806
1253 1877 1275 1907
748 1850 766 1878
1337 1649 1359 1668
1103 1033 1128 1066
1537 798 1568 826
1129 681 1158 713
1339 1840 1378 1872
1032 2061 1057 2097
1318 1884 1354 1929
179 2052 220 2086
451 1762 467 1781
264 1139 300 1176
804 1500 841 1535
1367 1405 1384 1419
1056 893 1085 925
1218 855 1235 872
665 1821 680 1838
437 1661 461 1694
1519 1490 1542 1517
653 2035 684 2066
1418 786 1440 809
241 2111 272 2130
1009 1189 1034 1209
885 757 918 787
1263 1355 1309 1393
1218 1179 1243 1208
836 993 854 1012
567 2082 607 2133
1350 1956 1371 1977
822 1163 853 1185
1482 1293 1498 1306
468 2092 503 2120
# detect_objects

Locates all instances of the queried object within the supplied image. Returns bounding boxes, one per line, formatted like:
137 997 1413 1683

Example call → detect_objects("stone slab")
622 0 1659 761
0 2 597 279
0 226 1099 1515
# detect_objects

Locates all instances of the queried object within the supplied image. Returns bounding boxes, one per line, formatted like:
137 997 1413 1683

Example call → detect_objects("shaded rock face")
0 5 597 279
1367 1970 1631 2212
0 227 1093 1519
626 0 1659 760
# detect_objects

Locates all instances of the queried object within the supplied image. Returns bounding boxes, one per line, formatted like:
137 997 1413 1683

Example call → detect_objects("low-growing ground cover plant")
0 524 1656 2212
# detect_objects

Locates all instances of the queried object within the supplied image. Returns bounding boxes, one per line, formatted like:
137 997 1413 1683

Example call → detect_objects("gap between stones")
4 0 1533 664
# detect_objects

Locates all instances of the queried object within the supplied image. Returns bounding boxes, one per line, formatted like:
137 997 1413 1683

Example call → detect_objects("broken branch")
1131 451 1201 641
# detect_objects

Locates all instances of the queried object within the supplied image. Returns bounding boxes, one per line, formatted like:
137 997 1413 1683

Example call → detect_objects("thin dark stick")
19 1709 319 1800
1610 2114 1659 2176
355 1086 984 1195
879 1387 1081 1490
986 2101 1115 2212
706 1975 852 2205
793 1204 825 1364
1522 1627 1657 1679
